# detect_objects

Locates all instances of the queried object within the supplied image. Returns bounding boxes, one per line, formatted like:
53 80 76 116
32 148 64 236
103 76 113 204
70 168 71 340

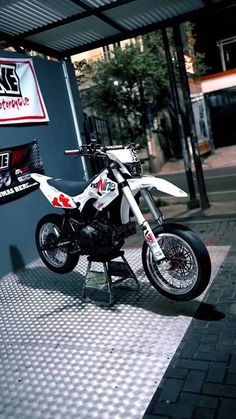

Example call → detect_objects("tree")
75 25 208 153
77 33 169 144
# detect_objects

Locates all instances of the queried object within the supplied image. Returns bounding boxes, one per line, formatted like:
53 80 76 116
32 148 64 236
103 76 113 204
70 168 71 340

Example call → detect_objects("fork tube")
122 184 147 225
140 188 165 224
112 168 165 261
111 168 145 224
122 185 165 260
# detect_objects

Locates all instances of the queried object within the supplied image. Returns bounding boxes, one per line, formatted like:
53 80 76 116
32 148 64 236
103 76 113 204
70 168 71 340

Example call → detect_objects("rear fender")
31 173 77 209
31 173 52 183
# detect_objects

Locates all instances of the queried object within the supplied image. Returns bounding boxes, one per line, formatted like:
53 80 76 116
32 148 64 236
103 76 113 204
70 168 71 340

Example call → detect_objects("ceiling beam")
60 8 204 59
71 0 127 33
21 0 135 38
0 31 62 59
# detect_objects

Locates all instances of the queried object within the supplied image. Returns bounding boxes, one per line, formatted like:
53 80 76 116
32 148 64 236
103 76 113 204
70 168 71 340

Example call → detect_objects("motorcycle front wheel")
35 214 79 274
142 223 211 301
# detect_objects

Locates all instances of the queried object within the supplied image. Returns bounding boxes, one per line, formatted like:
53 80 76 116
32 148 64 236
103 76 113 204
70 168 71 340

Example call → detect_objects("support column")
162 28 199 209
62 61 89 180
172 24 210 210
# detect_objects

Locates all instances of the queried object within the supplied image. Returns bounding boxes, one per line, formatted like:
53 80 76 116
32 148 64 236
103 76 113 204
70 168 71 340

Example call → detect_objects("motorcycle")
31 141 211 302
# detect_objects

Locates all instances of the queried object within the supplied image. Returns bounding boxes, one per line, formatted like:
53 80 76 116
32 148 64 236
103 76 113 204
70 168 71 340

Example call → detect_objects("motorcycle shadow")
15 266 86 318
16 265 225 321
113 281 225 321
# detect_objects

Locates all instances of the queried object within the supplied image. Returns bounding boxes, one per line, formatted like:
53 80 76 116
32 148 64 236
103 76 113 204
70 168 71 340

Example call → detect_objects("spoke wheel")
35 214 79 274
142 223 211 301
39 222 68 269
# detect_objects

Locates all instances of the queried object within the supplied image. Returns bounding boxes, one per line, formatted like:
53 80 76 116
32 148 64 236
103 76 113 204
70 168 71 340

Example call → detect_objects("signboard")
0 141 44 204
0 57 49 124
192 94 212 155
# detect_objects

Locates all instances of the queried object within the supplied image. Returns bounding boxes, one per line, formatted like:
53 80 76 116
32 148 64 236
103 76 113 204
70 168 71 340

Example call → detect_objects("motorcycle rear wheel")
35 214 79 274
142 223 211 301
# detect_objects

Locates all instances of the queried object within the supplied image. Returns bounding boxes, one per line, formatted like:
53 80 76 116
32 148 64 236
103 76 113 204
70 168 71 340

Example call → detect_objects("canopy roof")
0 0 233 59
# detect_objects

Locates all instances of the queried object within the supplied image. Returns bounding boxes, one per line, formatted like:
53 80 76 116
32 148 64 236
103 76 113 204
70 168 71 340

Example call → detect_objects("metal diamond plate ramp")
0 246 229 419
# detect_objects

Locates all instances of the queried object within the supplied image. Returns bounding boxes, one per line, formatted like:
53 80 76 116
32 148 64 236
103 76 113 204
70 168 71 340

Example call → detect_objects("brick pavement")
143 216 236 419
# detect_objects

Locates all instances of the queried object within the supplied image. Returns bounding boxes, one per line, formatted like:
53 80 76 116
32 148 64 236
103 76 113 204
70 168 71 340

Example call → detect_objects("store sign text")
0 152 10 170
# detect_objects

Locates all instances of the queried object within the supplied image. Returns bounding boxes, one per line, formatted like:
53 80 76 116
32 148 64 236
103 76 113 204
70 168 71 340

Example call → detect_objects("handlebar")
64 149 82 155
64 146 105 157
64 141 146 157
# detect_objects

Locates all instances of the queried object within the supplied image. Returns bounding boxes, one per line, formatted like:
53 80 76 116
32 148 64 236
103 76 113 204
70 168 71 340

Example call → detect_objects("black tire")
35 213 79 274
142 223 211 301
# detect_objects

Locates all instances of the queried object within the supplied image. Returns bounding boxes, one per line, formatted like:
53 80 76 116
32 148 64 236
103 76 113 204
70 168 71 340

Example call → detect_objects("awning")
0 0 232 59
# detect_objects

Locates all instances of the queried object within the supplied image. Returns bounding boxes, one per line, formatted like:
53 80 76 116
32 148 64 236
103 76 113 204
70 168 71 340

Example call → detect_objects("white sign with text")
0 57 49 124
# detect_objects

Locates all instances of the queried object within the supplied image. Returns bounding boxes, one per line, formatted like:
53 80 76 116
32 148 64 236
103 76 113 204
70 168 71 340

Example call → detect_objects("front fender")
120 176 187 225
127 176 188 198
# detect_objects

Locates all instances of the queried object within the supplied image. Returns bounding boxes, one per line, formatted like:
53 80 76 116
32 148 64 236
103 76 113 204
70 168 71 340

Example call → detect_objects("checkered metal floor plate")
0 246 229 418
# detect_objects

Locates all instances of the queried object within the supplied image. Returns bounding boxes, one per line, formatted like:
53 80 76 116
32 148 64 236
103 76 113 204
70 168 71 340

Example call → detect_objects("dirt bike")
31 141 211 302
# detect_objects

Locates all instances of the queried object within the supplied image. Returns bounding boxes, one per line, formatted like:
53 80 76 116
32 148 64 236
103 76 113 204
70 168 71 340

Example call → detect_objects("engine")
78 220 136 258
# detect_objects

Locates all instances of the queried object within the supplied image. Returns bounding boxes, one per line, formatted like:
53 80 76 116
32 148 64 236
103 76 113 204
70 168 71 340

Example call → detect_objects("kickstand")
82 251 139 306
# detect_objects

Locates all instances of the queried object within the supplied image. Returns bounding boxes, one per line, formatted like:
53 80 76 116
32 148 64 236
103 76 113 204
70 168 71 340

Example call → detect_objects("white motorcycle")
31 141 211 301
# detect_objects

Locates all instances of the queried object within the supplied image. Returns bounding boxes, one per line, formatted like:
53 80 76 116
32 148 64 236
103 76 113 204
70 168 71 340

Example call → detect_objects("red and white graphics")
143 221 165 261
51 193 75 209
31 171 118 212
31 173 77 209
90 173 118 210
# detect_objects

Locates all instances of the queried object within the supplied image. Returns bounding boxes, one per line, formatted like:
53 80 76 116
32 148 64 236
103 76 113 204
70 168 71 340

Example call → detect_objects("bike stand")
82 251 140 306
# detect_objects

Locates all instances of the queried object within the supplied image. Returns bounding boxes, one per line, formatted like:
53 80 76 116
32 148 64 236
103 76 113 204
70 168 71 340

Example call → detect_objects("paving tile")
206 362 227 383
201 334 219 345
195 351 230 362
164 367 189 380
202 383 236 398
173 359 210 371
225 373 236 386
198 342 217 352
216 398 236 419
193 407 216 419
183 370 206 393
158 378 184 403
180 341 201 358
179 393 219 409
151 402 194 418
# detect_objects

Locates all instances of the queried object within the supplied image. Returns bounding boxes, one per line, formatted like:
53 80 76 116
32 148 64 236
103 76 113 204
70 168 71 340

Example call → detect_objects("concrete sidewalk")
158 145 236 175
153 145 236 221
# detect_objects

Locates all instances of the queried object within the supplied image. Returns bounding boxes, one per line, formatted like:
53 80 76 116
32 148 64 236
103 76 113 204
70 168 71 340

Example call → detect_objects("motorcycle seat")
48 178 91 196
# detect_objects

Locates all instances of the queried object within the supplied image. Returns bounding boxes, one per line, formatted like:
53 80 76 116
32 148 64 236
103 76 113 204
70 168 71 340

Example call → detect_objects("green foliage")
77 33 169 143
76 26 208 145
181 22 209 77
191 51 209 77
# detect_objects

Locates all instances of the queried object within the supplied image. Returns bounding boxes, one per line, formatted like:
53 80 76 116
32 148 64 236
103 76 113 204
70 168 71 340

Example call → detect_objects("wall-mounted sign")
191 94 212 155
0 140 44 204
0 57 49 124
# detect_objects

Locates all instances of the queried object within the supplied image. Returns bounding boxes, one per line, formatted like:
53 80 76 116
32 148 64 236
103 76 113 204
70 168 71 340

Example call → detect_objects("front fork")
122 184 165 261
111 167 165 261
140 188 165 225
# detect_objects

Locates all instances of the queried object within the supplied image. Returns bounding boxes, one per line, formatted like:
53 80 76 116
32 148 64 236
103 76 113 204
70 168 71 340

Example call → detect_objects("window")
217 37 236 71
